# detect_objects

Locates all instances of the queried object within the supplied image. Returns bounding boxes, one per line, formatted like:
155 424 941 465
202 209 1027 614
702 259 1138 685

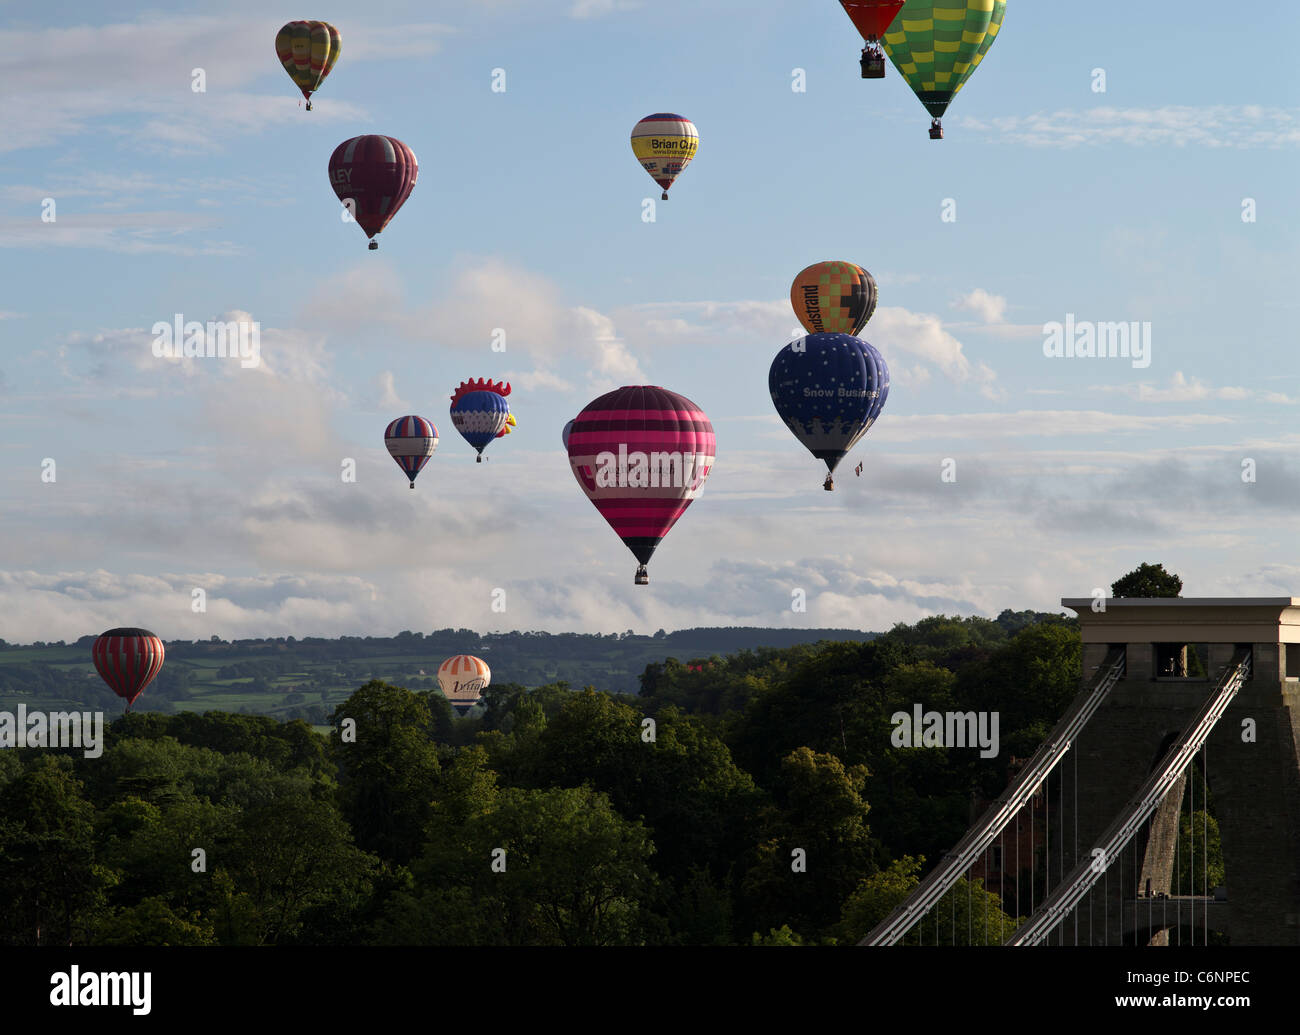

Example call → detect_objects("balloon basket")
635 565 649 586
476 455 482 463
929 120 944 140
860 46 886 79
824 475 835 491
368 240 378 250
661 191 668 201
409 482 415 489
306 101 313 111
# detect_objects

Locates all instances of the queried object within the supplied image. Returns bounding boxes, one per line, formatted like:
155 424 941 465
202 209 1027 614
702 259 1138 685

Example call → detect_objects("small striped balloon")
385 415 438 488
92 628 165 709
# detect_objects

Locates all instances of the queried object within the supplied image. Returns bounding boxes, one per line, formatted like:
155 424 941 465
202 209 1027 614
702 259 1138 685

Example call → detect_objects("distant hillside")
0 626 883 719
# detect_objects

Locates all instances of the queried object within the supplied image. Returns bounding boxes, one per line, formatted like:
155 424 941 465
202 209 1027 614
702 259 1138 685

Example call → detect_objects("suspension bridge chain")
1007 649 1251 946
862 647 1127 946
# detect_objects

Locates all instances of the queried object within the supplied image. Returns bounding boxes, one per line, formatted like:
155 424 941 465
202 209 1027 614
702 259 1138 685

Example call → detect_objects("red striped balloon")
328 135 418 250
566 385 714 584
92 627 165 709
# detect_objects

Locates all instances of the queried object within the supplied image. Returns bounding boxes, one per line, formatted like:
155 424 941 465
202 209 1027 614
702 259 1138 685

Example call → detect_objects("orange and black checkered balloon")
790 261 878 336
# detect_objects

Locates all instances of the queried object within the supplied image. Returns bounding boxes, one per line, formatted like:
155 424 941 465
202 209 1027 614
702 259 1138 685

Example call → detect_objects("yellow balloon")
630 113 698 200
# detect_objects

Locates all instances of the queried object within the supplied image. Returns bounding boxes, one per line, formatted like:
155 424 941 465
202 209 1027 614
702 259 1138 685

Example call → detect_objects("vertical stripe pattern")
329 135 419 242
275 21 341 103
92 627 165 707
385 415 439 486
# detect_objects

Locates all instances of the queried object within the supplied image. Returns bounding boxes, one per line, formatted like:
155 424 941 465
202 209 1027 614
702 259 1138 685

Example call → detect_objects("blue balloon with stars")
768 332 889 490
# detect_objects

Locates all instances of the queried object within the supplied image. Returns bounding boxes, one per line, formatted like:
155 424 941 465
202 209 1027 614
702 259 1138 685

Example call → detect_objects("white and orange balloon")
437 654 491 712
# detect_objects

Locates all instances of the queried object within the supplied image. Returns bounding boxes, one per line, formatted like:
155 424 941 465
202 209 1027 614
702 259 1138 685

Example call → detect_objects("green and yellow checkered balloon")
883 1 1005 121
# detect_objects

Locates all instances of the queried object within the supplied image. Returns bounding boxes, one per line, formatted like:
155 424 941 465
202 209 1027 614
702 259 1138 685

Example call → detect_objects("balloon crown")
450 378 511 406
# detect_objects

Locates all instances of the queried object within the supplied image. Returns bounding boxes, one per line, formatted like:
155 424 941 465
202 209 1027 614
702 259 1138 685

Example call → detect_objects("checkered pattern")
882 1 1006 118
791 261 878 336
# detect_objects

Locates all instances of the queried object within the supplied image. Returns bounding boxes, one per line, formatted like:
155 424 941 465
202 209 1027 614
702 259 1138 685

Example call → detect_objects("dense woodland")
0 608 1219 946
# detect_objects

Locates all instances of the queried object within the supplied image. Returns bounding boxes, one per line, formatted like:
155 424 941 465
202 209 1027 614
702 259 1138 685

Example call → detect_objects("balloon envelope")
438 655 490 710
385 415 438 487
769 333 889 477
791 261 878 336
630 114 698 198
883 0 1006 118
329 135 418 245
275 21 341 107
839 1 905 41
450 379 512 456
567 386 714 575
92 627 165 708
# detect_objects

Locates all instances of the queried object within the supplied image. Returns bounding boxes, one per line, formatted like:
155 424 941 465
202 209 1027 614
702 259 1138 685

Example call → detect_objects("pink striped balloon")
566 385 714 584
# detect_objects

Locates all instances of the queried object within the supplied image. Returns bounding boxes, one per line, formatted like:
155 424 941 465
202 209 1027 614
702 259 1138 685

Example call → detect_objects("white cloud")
376 371 405 410
962 105 1300 150
869 306 999 396
0 16 443 154
1094 371 1296 405
303 258 646 391
613 298 996 394
0 210 243 255
570 0 641 17
953 288 1007 324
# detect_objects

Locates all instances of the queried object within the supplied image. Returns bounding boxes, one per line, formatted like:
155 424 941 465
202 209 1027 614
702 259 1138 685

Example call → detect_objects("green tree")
379 784 658 945
330 681 441 864
836 855 1020 945
1112 563 1182 598
0 756 117 945
740 747 877 939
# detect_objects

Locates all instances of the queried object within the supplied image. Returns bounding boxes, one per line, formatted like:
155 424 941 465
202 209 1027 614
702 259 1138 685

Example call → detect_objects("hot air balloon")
385 416 438 488
275 21 341 110
838 1 905 78
450 379 515 463
567 386 714 585
329 135 418 249
92 628 165 711
791 261 878 336
437 654 490 713
882 0 1006 138
630 114 698 201
769 333 889 491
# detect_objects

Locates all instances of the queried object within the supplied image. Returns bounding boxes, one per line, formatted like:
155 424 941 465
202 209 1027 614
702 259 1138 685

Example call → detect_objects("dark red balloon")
328 135 418 248
92 627 165 709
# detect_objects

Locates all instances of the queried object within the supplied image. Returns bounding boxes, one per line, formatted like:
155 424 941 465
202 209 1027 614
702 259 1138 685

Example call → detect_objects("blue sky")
1 0 1298 642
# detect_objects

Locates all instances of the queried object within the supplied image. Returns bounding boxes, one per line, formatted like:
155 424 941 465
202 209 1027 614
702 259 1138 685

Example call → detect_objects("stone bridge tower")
1060 598 1300 945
